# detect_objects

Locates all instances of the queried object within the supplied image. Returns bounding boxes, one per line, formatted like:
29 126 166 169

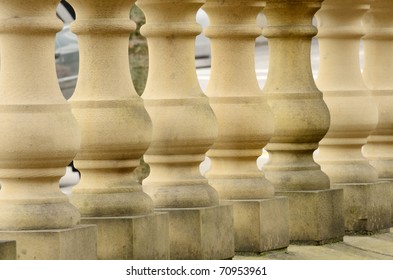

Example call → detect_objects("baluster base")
229 197 289 253
0 241 16 260
81 212 169 260
156 204 234 260
332 181 392 234
276 189 344 244
0 225 96 260
81 213 169 260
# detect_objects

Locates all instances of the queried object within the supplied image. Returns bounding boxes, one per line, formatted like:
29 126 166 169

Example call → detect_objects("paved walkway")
235 228 393 260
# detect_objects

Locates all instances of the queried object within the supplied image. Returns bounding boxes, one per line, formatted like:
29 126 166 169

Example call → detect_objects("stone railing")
0 0 391 260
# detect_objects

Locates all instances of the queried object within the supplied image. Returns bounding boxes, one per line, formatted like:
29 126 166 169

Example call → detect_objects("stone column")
262 0 344 244
68 0 169 259
315 0 391 234
362 0 393 226
138 0 234 259
0 0 96 259
203 0 289 252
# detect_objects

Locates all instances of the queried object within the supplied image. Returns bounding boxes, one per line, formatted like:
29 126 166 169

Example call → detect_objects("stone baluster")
0 0 96 259
362 0 393 226
262 0 344 244
137 0 234 259
315 0 391 234
68 0 169 259
203 0 289 252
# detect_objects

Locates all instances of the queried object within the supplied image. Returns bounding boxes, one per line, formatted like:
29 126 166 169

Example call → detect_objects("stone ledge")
157 204 234 260
332 181 392 235
228 196 289 253
276 189 344 245
81 212 169 260
0 225 97 260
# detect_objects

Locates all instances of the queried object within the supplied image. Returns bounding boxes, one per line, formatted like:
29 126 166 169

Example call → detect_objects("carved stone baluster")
138 0 234 259
0 0 96 259
362 0 393 226
262 0 344 244
315 0 391 234
203 0 289 252
68 0 169 259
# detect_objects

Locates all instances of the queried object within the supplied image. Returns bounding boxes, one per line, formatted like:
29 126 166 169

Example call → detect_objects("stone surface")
161 204 234 260
332 181 392 234
0 225 96 260
276 189 344 244
0 240 16 260
81 212 169 260
202 0 289 253
231 197 289 252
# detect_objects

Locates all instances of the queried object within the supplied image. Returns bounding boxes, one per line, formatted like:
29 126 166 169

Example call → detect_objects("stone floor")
235 228 393 260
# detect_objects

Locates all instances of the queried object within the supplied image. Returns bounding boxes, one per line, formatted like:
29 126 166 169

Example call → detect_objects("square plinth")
0 240 16 259
276 189 344 245
81 212 169 260
158 204 234 260
332 181 392 235
228 196 289 252
0 225 97 260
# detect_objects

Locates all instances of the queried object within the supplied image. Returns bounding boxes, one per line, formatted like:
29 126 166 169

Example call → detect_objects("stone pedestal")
0 241 16 260
81 213 168 260
161 204 234 260
276 189 344 244
231 197 289 252
331 182 392 234
0 225 96 260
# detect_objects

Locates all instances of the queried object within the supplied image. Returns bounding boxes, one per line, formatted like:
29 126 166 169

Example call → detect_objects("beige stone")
0 0 98 259
231 197 289 252
0 241 16 260
331 182 392 234
276 189 344 244
68 0 168 259
138 0 234 259
361 0 393 226
315 0 391 234
81 213 169 260
315 0 378 185
0 225 96 260
161 204 234 260
202 0 289 252
261 0 343 243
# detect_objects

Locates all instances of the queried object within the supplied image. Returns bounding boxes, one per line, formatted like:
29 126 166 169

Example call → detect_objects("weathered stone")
81 213 169 260
231 197 289 252
161 204 234 260
332 182 392 234
0 225 96 260
202 0 289 253
138 0 234 259
276 189 344 245
0 241 16 260
68 0 169 259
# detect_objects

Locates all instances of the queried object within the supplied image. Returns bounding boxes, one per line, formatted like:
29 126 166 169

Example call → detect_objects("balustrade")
315 0 391 234
203 0 289 252
0 0 391 260
262 0 344 244
0 0 96 259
